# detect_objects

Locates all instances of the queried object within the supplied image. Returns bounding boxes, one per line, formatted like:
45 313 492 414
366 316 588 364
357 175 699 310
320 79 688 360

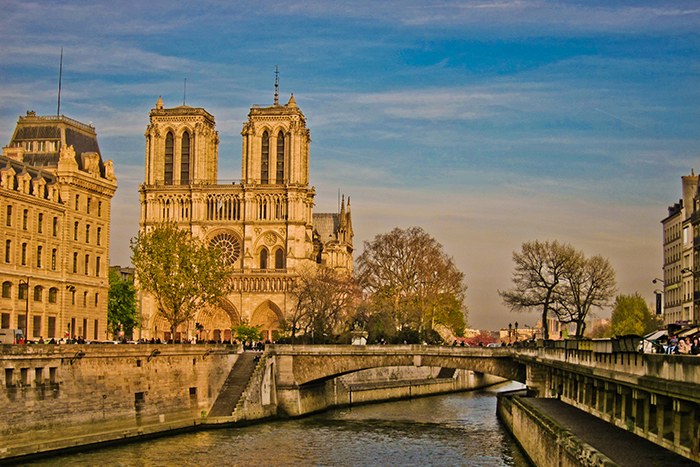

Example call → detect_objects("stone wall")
0 344 239 459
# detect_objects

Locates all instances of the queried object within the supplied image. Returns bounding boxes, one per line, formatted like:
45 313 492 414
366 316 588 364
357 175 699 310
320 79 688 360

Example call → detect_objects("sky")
1 0 698 331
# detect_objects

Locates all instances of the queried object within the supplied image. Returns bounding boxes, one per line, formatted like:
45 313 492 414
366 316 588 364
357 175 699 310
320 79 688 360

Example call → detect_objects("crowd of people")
665 336 700 355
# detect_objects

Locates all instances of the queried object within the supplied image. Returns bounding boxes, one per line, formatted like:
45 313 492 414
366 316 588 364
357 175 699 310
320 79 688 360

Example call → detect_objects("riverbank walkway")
523 398 698 467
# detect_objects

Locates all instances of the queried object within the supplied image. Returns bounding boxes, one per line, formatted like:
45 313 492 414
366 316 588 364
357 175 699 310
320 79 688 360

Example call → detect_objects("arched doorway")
195 298 240 342
250 300 283 342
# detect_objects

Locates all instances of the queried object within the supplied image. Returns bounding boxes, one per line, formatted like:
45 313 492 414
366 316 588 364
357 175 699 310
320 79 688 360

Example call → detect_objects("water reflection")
22 382 531 467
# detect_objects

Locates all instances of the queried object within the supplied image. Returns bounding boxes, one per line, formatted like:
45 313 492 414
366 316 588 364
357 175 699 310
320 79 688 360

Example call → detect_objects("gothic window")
165 131 174 185
181 132 190 184
261 131 269 184
209 233 241 266
2 282 11 298
259 248 268 269
276 131 285 184
275 248 284 269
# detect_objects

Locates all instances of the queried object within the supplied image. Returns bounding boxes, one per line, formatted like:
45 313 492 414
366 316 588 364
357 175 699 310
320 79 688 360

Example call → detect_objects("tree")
232 321 263 343
131 223 235 338
107 269 139 340
609 293 658 337
285 264 360 344
499 240 577 339
356 226 467 341
557 255 617 338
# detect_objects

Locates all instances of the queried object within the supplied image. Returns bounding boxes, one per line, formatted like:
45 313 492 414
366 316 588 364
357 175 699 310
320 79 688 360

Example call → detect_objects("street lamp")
18 278 29 341
652 278 664 284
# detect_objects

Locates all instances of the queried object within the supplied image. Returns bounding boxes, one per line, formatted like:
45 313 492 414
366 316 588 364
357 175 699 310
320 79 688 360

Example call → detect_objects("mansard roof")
8 112 104 174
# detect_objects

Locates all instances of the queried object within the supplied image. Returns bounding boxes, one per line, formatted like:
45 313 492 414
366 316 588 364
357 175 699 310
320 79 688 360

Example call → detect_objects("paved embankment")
524 398 698 467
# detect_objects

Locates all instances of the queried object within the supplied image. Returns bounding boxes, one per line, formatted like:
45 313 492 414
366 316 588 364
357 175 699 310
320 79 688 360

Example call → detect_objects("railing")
19 114 95 133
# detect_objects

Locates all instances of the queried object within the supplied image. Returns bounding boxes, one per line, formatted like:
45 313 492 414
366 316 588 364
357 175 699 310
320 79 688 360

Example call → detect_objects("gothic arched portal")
250 300 283 342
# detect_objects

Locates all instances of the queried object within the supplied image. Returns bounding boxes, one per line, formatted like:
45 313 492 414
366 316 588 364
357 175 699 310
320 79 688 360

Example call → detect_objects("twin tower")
139 87 353 342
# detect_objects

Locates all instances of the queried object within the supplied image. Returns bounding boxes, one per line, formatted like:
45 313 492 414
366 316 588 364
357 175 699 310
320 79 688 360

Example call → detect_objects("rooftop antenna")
57 48 63 116
274 65 279 105
183 78 186 105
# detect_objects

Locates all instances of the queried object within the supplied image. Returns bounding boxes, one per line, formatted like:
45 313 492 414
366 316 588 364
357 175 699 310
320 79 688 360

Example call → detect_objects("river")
22 382 532 467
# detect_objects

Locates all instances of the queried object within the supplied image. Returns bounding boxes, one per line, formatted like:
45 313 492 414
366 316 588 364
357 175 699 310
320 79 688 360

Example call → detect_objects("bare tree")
131 223 235 339
285 264 360 343
558 254 617 338
357 226 467 341
499 240 577 340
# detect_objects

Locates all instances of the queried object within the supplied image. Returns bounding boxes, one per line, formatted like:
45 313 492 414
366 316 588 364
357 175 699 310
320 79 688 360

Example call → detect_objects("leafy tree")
499 240 577 339
285 264 360 344
587 321 610 338
356 226 467 340
232 321 263 343
131 223 235 338
107 269 139 339
558 254 617 338
609 293 658 337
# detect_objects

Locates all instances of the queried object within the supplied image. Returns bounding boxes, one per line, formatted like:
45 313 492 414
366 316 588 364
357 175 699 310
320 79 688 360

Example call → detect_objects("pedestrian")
679 338 690 354
691 338 700 356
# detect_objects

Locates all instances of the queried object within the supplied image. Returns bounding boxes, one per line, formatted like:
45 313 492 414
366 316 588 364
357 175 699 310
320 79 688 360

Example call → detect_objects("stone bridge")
263 344 527 416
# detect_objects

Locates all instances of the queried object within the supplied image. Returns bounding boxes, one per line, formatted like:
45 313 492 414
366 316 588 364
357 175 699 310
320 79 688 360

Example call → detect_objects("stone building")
0 112 117 340
661 170 699 327
139 85 353 342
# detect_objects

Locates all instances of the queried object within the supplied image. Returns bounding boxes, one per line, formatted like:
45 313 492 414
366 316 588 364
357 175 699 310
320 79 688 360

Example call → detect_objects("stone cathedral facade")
139 87 353 342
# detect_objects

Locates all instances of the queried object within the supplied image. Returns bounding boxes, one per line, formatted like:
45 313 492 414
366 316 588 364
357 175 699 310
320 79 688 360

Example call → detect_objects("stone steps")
208 352 260 417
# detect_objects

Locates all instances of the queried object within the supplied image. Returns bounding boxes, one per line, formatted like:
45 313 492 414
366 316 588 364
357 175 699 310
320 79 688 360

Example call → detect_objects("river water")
23 382 532 467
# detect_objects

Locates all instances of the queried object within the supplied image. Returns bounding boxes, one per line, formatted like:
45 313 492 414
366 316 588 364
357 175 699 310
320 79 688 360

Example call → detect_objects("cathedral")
139 81 353 342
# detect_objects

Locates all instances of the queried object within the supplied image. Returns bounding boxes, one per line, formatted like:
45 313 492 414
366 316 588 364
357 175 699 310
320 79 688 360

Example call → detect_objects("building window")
275 248 284 269
33 286 42 302
96 257 101 277
52 217 58 236
2 281 11 298
87 198 91 214
48 288 57 304
22 209 28 230
33 315 41 338
94 320 98 340
98 201 102 217
260 248 268 269
276 131 285 184
38 213 43 233
36 245 42 268
181 131 190 184
75 195 79 211
261 131 269 184
97 227 101 246
84 255 89 275
94 293 99 307
74 222 79 241
51 249 57 270
73 252 78 273
71 290 75 305
5 240 10 263
85 224 90 243
48 316 56 338
165 132 174 185
21 243 27 265
1 313 9 328
19 283 27 300
6 205 12 227
83 291 87 307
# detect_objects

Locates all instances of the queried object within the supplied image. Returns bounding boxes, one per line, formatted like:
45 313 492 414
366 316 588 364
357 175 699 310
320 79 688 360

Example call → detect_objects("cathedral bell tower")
144 96 219 186
240 76 310 187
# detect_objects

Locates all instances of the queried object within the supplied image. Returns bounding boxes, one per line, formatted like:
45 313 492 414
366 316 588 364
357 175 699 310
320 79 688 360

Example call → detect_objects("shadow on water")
19 381 532 467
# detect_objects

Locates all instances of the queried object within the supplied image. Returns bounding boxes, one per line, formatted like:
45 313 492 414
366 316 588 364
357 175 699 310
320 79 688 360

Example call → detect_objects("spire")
339 195 346 229
156 95 164 110
346 197 354 239
287 93 297 108
274 65 279 106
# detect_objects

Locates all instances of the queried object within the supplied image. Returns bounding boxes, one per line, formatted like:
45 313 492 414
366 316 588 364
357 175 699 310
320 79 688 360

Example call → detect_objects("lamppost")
514 322 519 342
19 278 29 340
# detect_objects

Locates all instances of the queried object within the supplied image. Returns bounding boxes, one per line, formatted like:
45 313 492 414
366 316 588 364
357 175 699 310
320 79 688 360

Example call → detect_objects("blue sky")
1 0 698 330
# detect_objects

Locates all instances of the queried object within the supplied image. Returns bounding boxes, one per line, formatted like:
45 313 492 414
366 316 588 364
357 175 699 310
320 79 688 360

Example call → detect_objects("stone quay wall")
0 344 240 460
497 393 617 467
